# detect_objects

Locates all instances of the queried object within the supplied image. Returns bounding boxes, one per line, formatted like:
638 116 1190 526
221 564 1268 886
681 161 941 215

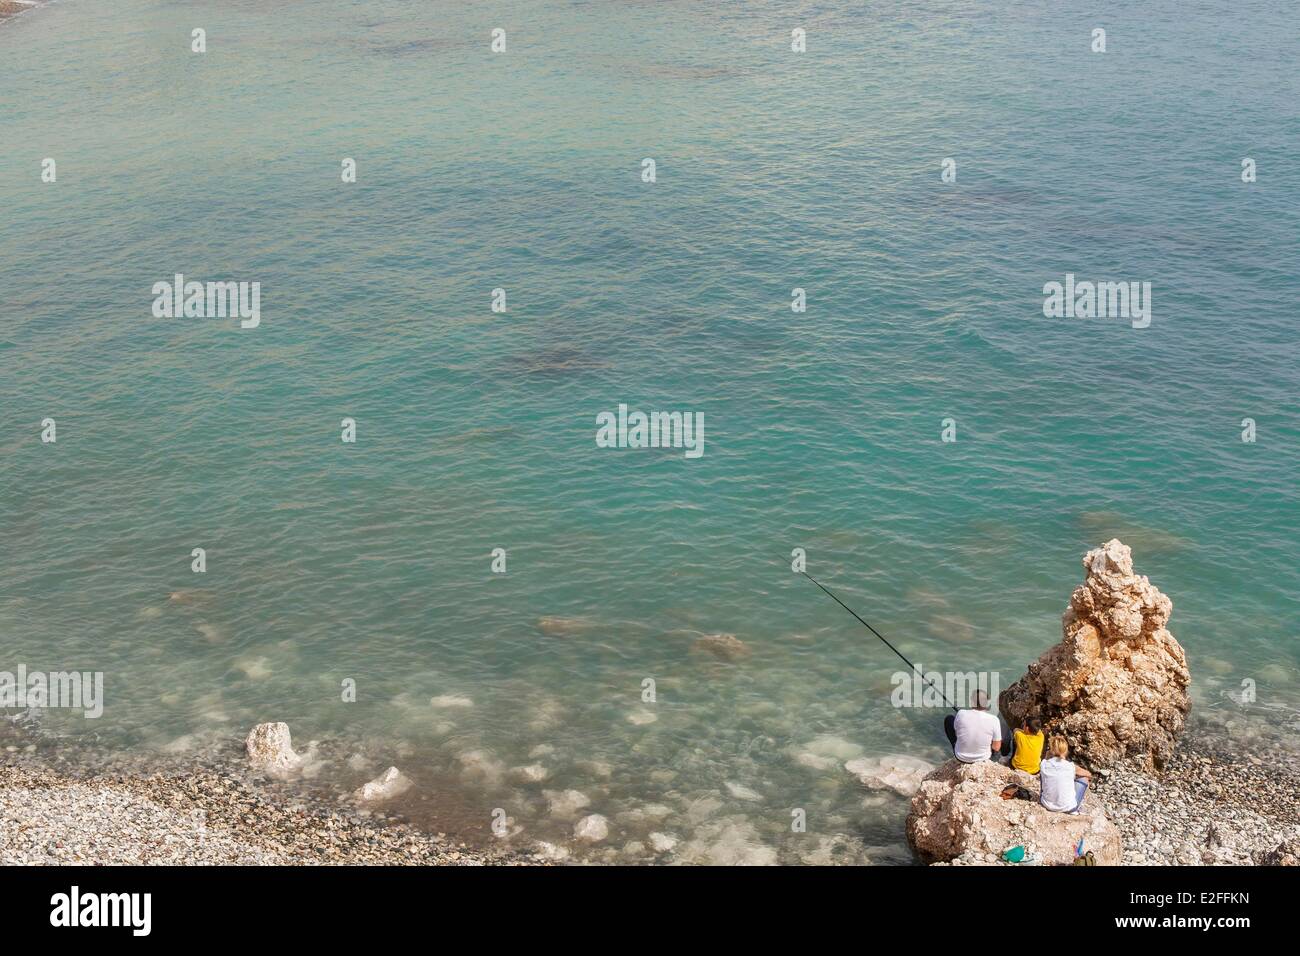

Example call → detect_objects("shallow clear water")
2 0 1298 862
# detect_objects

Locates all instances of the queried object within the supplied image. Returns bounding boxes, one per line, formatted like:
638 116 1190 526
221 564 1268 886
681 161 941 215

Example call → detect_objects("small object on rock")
354 767 413 803
245 722 303 775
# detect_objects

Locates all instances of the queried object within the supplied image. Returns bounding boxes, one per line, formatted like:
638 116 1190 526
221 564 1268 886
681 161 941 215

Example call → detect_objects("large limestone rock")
244 722 302 775
999 539 1190 770
906 759 1121 865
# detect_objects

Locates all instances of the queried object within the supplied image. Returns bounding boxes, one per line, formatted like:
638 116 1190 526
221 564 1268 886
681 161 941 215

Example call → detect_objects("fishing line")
800 570 958 712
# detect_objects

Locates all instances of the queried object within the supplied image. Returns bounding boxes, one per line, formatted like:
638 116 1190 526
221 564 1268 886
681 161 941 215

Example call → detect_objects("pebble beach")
3 715 1295 866
0 759 543 866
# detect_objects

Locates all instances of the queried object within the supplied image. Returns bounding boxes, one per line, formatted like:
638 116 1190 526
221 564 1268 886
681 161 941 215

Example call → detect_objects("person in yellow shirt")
1009 716 1045 775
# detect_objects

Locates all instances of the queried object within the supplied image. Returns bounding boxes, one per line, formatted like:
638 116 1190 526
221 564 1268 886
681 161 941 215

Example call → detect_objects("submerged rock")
355 767 413 803
544 789 591 819
648 832 678 853
690 633 751 662
674 818 778 866
725 782 763 801
244 722 302 775
457 749 506 784
906 759 1121 865
574 813 610 842
536 616 596 637
429 694 474 709
533 841 570 862
510 763 549 784
844 754 936 797
999 539 1190 770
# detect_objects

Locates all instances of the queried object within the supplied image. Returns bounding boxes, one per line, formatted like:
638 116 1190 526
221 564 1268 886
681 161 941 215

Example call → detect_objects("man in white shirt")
942 690 1004 763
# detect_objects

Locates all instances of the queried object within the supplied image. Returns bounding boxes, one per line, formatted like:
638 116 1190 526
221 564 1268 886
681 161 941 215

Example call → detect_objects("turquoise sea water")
2 0 1298 862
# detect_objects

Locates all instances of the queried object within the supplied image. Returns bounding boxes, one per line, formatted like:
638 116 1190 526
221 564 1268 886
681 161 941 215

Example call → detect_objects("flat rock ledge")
907 759 1122 866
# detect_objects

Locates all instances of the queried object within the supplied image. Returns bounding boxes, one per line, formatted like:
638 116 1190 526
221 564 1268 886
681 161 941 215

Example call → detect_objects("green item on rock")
1002 845 1026 863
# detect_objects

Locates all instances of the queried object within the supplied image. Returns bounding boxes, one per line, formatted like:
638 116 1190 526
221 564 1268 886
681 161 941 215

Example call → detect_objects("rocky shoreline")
912 541 1297 867
1 714 1293 865
931 731 1299 866
1098 735 1299 866
0 758 547 866
4 537 1294 866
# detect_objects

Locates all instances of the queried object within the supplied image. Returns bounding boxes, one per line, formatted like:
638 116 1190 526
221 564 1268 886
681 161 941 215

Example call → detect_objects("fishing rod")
800 570 958 713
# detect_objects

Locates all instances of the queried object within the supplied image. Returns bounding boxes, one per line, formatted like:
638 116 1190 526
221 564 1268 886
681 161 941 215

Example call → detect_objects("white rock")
245 722 303 775
574 813 610 842
627 710 658 725
801 735 865 761
844 754 936 797
544 789 591 819
355 766 413 802
684 794 724 823
457 749 505 784
533 841 569 862
792 750 840 772
234 656 271 680
649 832 678 853
725 782 763 801
674 819 778 866
617 802 674 823
511 763 549 783
430 694 474 709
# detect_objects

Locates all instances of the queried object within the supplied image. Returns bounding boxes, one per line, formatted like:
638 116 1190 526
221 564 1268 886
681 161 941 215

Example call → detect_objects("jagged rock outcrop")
906 759 1121 865
244 722 302 775
999 539 1190 770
